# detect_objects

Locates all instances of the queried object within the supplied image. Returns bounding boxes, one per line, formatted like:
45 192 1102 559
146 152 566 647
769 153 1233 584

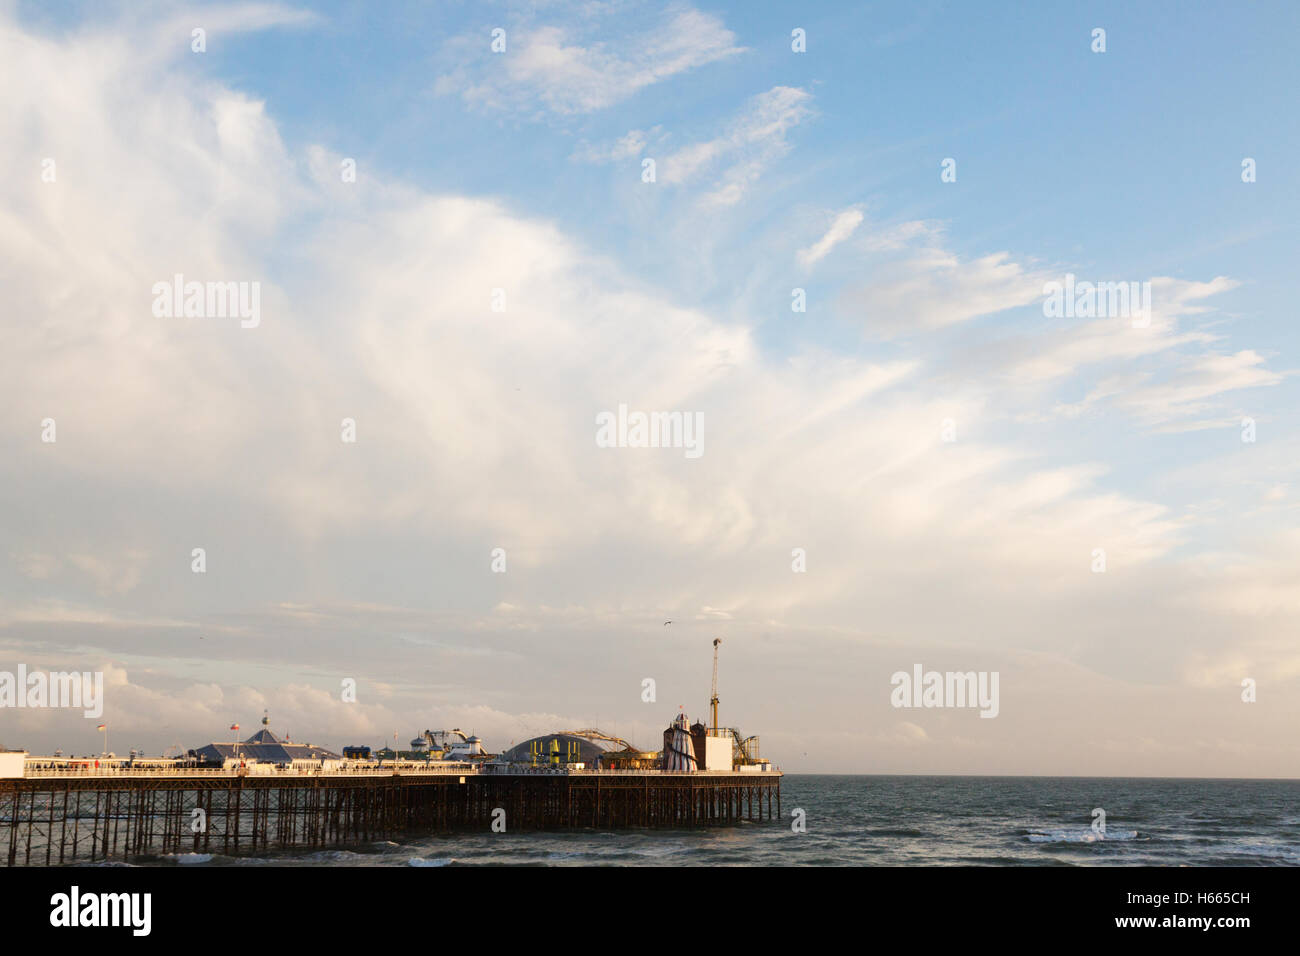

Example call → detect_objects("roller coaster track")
558 728 637 752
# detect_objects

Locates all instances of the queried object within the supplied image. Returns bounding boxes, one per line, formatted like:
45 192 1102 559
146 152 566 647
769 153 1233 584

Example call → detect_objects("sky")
1 0 1298 776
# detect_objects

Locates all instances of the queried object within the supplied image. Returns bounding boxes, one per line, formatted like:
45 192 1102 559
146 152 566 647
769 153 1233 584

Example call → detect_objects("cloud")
1006 277 1237 385
858 219 939 253
832 228 1281 430
1055 350 1285 425
968 276 1286 430
571 128 654 164
659 85 812 206
436 6 743 116
841 248 1048 335
797 208 864 267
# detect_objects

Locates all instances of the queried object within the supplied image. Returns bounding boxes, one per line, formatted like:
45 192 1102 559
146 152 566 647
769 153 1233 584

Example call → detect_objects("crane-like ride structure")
707 637 761 766
710 637 722 732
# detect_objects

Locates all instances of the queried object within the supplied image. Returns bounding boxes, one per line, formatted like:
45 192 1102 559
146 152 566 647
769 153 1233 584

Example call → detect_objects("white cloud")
797 208 864 267
1055 349 1285 425
842 248 1048 334
659 85 812 206
571 128 654 164
858 219 939 252
1119 350 1284 420
1007 277 1237 385
834 230 1281 430
436 7 743 116
970 276 1287 430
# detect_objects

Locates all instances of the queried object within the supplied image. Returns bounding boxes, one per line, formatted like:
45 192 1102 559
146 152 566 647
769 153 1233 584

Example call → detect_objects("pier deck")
0 768 782 865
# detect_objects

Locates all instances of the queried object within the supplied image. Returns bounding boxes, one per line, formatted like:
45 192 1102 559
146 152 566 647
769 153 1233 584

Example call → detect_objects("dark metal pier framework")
1 771 782 865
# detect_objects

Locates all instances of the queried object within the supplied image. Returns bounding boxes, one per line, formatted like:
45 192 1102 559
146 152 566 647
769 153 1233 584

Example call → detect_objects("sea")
135 775 1300 867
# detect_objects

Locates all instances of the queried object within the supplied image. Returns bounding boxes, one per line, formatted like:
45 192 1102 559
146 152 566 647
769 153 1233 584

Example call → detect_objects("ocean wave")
545 850 589 861
408 856 454 867
630 844 688 857
165 852 213 865
1210 841 1299 863
865 827 929 838
1027 828 1139 844
301 849 369 863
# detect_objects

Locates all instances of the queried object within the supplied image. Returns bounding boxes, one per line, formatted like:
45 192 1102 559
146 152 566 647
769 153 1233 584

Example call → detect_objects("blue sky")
2 1 1298 775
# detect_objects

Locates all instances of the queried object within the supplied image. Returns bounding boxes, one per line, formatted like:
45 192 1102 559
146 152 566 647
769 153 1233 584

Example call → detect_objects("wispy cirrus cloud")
570 127 656 164
840 247 1049 336
797 208 864 267
1006 276 1238 385
823 215 1284 433
658 85 812 206
435 6 743 116
573 85 813 207
1055 349 1286 427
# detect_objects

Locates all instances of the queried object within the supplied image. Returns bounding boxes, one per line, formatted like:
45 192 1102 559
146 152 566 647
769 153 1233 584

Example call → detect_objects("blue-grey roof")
499 733 621 765
192 727 339 763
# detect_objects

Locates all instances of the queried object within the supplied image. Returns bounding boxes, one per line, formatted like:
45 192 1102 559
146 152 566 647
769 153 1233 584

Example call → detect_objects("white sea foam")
167 852 213 864
1027 828 1138 843
408 856 454 867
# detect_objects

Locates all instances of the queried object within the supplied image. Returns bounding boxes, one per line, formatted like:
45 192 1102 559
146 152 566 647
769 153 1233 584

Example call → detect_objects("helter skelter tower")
663 711 698 771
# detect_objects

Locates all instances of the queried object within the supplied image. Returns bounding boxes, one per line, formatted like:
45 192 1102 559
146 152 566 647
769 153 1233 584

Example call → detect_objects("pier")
0 766 782 865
